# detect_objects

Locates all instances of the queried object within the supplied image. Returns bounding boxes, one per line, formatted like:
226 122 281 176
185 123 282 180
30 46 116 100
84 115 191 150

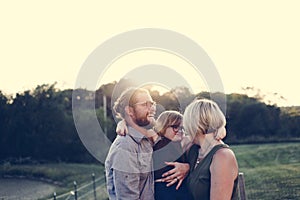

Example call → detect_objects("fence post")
92 173 97 200
74 181 78 200
53 192 56 200
238 172 247 200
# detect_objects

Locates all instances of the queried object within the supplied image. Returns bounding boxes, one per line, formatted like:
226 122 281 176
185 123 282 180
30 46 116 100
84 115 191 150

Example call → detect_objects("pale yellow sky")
0 1 299 106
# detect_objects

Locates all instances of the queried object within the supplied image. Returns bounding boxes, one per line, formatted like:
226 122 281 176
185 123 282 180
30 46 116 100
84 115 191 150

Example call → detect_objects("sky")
0 1 299 107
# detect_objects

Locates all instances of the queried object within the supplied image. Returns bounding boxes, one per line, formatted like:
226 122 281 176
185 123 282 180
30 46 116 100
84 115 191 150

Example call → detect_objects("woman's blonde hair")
153 110 183 137
183 99 226 139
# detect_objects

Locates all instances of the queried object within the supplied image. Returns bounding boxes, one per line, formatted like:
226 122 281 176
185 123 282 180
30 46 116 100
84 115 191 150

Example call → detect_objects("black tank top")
186 144 238 200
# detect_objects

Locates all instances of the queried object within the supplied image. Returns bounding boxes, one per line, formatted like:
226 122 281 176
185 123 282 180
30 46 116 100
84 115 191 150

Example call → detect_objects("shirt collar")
128 126 147 144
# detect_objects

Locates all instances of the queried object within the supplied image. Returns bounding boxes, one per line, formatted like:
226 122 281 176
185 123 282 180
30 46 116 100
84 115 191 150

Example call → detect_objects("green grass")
1 143 299 199
231 142 300 199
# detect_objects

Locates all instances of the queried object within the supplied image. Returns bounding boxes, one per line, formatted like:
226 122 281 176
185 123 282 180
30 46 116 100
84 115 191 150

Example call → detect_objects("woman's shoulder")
212 145 238 170
214 145 236 159
211 144 239 179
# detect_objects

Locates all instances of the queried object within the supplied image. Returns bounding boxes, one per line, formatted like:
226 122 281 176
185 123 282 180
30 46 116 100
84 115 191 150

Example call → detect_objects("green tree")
0 91 9 160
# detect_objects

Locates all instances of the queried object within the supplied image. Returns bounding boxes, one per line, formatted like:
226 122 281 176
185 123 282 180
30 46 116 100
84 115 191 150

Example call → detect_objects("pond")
0 178 57 200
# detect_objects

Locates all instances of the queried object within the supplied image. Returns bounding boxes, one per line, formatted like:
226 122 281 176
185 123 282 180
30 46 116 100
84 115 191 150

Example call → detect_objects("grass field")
1 142 299 200
231 142 300 199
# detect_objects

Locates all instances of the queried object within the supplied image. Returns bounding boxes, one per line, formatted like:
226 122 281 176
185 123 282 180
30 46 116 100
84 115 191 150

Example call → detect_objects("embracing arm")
181 127 225 153
210 148 238 200
215 126 226 141
116 119 128 136
158 162 190 190
116 118 158 143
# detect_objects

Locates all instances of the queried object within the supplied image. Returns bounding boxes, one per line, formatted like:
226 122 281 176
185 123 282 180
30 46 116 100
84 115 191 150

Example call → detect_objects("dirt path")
0 178 57 200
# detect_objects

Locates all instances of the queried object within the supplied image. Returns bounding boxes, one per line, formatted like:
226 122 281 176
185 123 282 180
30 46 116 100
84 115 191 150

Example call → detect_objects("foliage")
280 106 300 117
225 94 282 143
0 82 300 163
0 84 95 163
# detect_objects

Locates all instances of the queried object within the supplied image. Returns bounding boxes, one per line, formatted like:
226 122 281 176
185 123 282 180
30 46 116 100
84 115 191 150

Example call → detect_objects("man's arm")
158 162 190 190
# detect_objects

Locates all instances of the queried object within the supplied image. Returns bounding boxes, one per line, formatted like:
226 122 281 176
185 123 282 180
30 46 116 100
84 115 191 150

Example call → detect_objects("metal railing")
50 173 106 200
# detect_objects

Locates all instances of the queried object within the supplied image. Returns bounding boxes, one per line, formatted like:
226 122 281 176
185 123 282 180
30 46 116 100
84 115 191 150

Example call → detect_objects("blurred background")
1 1 299 199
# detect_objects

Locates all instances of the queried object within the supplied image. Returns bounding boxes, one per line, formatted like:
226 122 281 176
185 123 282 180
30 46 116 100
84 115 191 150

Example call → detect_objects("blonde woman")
183 99 239 200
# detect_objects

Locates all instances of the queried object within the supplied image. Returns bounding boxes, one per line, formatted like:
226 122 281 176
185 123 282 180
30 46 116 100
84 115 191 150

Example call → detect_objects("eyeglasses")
131 101 156 108
169 125 185 133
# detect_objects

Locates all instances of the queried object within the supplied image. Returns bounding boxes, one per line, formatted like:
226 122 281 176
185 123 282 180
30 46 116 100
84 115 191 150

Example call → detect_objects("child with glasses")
151 110 191 200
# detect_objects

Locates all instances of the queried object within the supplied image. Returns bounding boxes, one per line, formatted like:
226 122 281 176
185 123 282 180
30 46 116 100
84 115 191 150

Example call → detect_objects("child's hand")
215 126 226 140
116 119 128 136
146 129 157 138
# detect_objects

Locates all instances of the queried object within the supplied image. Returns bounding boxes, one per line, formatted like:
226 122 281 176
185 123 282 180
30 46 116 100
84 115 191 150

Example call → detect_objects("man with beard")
105 87 156 200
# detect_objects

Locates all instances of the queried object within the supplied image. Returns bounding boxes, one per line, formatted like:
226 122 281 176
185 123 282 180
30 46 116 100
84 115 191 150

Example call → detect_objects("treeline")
0 81 299 163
